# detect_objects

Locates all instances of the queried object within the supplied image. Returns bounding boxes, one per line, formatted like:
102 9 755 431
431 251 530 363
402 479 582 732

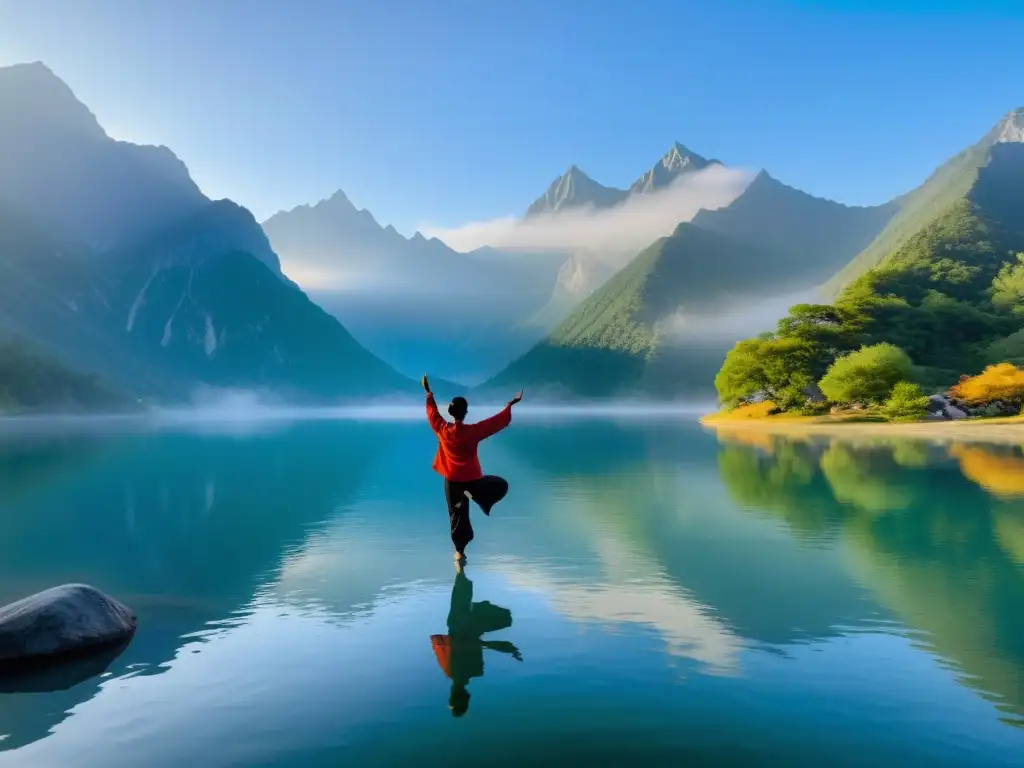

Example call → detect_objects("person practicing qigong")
422 374 523 564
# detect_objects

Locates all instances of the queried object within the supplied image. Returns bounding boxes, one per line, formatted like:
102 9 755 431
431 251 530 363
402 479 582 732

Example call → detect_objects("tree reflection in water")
713 428 1024 727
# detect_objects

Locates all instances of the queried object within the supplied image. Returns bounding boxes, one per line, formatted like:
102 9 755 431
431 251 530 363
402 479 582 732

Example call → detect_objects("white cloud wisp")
423 164 754 255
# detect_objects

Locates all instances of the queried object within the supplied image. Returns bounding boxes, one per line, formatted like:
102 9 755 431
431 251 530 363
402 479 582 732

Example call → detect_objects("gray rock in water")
0 584 136 663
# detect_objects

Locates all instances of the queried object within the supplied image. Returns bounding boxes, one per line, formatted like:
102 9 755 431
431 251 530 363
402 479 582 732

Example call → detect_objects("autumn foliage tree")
949 363 1024 409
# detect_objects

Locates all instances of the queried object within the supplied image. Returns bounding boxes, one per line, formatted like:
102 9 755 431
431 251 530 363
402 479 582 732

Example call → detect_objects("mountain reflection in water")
0 418 1020 766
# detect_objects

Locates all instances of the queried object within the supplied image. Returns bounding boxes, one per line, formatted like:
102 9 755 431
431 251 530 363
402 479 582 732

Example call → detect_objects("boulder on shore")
0 584 136 664
945 404 969 419
926 394 971 420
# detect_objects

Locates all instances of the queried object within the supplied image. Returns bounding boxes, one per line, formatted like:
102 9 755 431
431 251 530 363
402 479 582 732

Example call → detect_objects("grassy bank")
701 408 1024 447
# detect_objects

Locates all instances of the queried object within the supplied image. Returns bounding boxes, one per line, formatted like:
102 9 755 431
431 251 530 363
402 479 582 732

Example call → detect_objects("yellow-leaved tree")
949 363 1024 408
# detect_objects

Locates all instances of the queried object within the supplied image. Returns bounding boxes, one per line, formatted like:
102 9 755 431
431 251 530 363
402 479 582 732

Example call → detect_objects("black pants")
444 475 509 554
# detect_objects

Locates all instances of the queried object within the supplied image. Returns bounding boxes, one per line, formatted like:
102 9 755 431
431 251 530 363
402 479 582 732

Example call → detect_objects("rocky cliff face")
994 108 1024 144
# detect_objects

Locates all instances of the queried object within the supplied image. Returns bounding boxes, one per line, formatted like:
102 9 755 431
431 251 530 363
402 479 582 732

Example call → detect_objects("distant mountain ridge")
481 223 786 398
525 142 720 216
262 191 565 384
10 60 1016 405
711 106 1024 408
0 62 208 252
0 61 424 402
824 107 1024 297
263 189 455 283
484 142 908 398
692 170 898 286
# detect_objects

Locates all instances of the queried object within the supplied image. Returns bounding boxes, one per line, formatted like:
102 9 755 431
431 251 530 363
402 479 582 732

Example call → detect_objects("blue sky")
1 0 1022 234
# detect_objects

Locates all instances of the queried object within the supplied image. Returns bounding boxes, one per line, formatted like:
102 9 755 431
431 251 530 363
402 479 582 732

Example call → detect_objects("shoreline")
700 414 1024 446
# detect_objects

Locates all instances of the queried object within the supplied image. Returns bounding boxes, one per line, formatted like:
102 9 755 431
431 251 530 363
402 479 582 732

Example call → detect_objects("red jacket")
426 393 511 482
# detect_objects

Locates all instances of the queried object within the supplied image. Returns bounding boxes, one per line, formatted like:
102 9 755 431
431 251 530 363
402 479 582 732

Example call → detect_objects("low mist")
0 389 718 438
423 165 754 254
656 288 816 347
156 389 718 426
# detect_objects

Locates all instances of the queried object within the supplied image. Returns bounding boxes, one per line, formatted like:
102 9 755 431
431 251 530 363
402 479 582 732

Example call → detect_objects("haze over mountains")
0 63 207 253
482 108 1024 399
1 59 1020 408
0 62 418 406
261 192 563 383
263 146 751 382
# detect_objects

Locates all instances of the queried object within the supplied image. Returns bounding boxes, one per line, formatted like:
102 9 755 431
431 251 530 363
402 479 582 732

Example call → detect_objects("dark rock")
974 401 1021 417
927 394 971 419
0 584 136 664
944 404 969 420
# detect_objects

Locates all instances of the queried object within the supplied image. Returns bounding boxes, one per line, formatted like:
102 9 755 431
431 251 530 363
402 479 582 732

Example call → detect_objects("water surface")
0 416 1023 766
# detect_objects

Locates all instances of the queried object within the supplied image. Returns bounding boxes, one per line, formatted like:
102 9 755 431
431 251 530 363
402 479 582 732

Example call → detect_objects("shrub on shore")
882 381 931 422
818 343 913 406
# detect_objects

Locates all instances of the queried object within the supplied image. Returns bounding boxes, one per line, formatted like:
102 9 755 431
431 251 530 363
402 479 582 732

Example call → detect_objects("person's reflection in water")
430 568 522 717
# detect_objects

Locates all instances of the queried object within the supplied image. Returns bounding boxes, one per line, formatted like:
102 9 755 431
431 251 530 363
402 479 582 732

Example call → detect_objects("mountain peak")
525 165 627 216
323 189 357 211
666 141 697 160
629 142 714 195
663 141 709 167
995 108 1024 144
0 61 106 140
6 60 55 78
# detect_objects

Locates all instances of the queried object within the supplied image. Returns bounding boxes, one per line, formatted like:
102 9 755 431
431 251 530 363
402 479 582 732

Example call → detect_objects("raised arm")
468 390 522 441
467 403 512 442
422 374 448 434
426 392 447 434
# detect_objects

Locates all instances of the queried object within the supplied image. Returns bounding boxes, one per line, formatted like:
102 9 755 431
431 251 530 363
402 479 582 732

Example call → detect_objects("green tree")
774 303 863 378
818 343 914 405
992 253 1024 316
882 381 930 422
715 336 818 408
986 328 1024 367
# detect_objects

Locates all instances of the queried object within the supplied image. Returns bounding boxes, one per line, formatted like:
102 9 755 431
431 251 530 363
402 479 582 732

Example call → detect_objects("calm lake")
1 413 1023 766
